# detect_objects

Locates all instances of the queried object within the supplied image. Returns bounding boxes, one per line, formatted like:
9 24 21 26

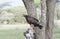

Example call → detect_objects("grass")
0 29 26 39
53 27 60 39
0 26 59 39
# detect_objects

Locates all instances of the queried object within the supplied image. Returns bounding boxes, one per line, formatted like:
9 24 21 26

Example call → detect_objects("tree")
22 0 56 39
39 0 56 39
45 0 56 39
0 2 11 24
39 0 47 39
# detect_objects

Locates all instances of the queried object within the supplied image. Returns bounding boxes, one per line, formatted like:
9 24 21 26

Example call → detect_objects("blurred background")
0 0 60 39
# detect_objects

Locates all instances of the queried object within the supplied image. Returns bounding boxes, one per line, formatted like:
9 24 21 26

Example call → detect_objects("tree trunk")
22 0 37 17
38 0 47 39
22 0 37 39
45 0 56 39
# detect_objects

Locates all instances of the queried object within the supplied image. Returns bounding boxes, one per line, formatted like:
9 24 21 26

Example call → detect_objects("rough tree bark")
45 0 56 39
39 0 47 39
22 0 37 17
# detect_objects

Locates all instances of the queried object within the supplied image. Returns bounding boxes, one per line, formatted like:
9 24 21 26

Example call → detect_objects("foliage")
0 6 27 24
34 0 40 4
5 6 27 24
55 4 60 20
34 0 41 7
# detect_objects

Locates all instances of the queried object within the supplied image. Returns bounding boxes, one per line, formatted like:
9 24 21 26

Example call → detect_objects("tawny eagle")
23 15 43 29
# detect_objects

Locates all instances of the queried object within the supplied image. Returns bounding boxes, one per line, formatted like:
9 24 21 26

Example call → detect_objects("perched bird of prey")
23 15 43 29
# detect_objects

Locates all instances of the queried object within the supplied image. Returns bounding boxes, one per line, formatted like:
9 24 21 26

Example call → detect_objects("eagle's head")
23 14 29 18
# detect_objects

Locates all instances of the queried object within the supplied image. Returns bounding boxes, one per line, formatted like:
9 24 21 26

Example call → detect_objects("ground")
0 24 60 39
0 24 30 39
